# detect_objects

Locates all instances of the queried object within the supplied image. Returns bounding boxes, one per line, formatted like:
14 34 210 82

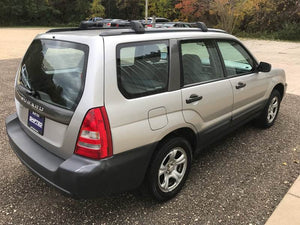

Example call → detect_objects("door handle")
236 82 246 89
186 94 203 104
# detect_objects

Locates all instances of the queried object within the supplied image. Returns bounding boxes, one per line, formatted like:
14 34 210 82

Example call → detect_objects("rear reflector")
75 107 112 160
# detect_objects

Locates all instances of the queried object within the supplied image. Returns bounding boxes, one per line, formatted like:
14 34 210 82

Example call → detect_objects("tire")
146 137 192 201
256 89 281 128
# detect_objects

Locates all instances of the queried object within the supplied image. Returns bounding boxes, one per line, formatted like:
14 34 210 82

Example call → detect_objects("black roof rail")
99 28 227 36
46 27 82 33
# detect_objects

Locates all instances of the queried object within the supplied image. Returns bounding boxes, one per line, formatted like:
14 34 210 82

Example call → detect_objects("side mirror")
257 62 271 72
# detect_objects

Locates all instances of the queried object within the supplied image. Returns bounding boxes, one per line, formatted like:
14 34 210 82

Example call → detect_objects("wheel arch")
272 83 285 100
163 127 196 150
148 127 197 166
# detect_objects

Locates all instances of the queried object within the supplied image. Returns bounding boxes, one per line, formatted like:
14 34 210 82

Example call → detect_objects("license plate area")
28 110 45 135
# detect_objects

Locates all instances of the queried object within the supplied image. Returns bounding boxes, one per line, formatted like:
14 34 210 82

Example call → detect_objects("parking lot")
0 28 299 224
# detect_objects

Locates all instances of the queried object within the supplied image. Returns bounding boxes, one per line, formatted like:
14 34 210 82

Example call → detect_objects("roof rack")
46 21 226 36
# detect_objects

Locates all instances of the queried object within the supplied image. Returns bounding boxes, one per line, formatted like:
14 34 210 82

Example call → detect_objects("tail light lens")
75 107 112 160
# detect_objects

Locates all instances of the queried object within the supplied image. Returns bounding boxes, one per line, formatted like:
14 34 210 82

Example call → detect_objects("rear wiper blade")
18 84 41 99
31 90 41 99
20 64 32 91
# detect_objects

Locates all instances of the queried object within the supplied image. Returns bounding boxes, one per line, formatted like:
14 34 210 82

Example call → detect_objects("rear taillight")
146 24 152 28
75 107 112 160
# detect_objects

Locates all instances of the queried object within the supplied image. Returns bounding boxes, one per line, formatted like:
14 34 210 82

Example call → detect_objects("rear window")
19 39 88 110
117 41 169 98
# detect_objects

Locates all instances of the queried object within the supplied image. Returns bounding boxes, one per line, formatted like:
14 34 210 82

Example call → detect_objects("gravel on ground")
0 58 299 225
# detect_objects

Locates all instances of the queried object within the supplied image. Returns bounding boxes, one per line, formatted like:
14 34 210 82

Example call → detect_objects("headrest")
135 45 161 63
182 54 202 64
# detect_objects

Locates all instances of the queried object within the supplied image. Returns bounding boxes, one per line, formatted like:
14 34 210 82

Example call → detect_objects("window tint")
19 39 88 110
217 41 255 76
181 41 223 85
117 41 169 98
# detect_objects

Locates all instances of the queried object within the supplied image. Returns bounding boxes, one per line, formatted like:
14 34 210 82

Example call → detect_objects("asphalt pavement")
0 58 299 225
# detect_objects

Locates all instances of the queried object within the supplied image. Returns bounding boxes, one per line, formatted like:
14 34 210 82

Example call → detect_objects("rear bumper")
5 113 155 198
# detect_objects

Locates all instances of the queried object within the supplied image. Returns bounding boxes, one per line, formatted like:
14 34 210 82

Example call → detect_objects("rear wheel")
257 89 281 128
146 137 192 201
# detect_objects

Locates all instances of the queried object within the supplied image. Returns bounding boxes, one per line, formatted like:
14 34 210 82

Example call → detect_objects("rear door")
180 39 234 147
104 39 184 154
216 40 269 125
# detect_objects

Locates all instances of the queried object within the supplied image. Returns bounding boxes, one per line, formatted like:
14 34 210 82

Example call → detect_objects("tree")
209 0 249 33
76 0 92 21
102 0 118 18
116 0 144 19
91 0 105 18
148 0 179 20
175 0 210 22
0 0 298 37
238 0 300 32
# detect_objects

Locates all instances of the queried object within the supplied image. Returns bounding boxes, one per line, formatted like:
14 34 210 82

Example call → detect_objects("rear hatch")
15 38 89 159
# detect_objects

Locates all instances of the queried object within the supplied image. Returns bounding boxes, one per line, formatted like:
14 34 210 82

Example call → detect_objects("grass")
236 23 300 42
237 32 300 42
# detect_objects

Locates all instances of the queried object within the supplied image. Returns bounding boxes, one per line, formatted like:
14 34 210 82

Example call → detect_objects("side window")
180 40 224 86
217 41 255 76
117 41 169 98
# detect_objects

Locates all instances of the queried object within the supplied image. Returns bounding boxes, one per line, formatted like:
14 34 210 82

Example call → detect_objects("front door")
180 39 234 148
216 40 269 125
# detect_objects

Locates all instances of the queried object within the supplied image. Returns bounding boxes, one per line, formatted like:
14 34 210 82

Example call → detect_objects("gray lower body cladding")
5 100 266 198
5 113 155 198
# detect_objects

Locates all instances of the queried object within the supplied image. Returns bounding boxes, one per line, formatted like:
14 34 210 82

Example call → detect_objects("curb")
265 176 300 225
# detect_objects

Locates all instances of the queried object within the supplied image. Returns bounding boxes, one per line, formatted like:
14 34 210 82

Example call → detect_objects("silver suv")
6 22 286 201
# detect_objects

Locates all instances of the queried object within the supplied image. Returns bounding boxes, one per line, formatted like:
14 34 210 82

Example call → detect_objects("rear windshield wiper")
19 65 40 99
18 84 41 100
20 64 32 91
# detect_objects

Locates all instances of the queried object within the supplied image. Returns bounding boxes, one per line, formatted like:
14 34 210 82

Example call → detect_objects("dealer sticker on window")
28 110 45 135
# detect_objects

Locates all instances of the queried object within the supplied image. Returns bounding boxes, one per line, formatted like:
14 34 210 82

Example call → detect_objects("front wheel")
257 89 281 128
146 137 192 201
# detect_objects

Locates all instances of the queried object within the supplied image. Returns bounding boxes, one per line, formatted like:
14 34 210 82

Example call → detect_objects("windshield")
19 39 88 110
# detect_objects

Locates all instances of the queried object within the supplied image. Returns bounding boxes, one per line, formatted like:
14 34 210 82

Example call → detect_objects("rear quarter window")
117 41 169 98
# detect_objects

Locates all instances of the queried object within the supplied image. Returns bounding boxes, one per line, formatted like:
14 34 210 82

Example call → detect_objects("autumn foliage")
175 0 299 35
175 0 207 21
0 0 299 39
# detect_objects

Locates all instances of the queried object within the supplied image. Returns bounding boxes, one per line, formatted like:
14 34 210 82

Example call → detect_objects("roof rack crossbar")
195 22 208 32
130 21 145 34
